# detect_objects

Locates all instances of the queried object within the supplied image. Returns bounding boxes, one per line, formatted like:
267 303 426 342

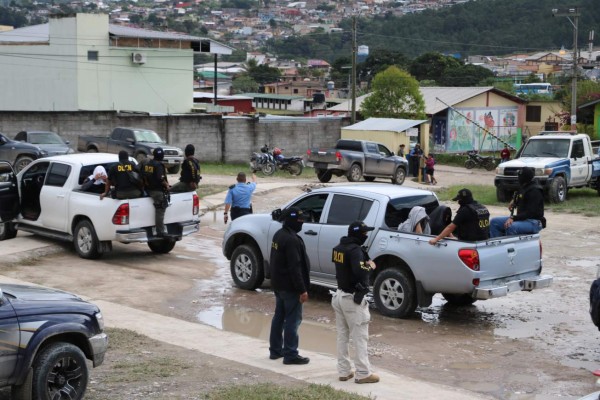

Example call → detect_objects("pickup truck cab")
0 153 200 259
222 185 552 318
77 127 184 174
306 139 408 184
495 132 600 203
0 132 48 173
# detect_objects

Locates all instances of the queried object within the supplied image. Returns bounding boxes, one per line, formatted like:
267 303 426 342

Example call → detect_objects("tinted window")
571 139 584 158
111 129 123 140
365 143 378 154
385 194 439 228
22 161 49 183
378 144 392 157
290 193 329 223
46 163 71 187
14 131 25 141
327 194 373 225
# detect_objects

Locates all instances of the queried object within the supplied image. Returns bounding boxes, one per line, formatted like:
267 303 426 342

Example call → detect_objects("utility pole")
351 15 357 124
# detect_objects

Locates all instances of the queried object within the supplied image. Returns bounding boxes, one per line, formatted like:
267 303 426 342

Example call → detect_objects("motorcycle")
464 150 496 171
249 145 304 176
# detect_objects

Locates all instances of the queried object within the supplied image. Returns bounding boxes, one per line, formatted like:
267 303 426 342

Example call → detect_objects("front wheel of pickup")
231 244 264 290
373 268 417 318
74 220 101 259
549 176 567 203
32 342 88 400
442 293 477 306
148 238 176 254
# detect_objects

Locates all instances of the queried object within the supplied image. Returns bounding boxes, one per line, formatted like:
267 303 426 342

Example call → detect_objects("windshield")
29 132 65 145
520 138 570 158
133 130 164 143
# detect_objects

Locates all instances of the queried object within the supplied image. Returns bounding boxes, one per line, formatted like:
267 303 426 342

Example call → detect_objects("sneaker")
339 372 354 381
283 355 310 365
355 373 380 384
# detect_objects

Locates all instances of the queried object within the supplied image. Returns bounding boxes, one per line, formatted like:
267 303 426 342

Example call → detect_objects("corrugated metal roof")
343 118 426 132
243 93 305 100
0 23 49 42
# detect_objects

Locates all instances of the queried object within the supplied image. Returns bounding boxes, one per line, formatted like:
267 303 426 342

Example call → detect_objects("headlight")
535 168 552 176
496 166 504 175
95 311 105 331
40 150 48 156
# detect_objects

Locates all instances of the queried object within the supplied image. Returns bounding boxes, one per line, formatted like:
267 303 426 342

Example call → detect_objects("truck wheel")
464 159 476 169
32 342 88 400
136 153 147 164
261 163 276 176
392 167 406 185
148 238 176 254
549 176 567 203
231 244 264 290
87 148 98 153
15 156 34 173
0 222 17 241
496 187 511 202
442 293 477 306
316 169 332 183
288 161 303 176
73 220 102 259
484 159 496 171
373 268 417 318
168 164 181 175
347 164 362 182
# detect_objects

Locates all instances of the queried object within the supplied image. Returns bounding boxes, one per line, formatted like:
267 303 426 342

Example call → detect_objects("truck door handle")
304 230 318 235
56 194 65 198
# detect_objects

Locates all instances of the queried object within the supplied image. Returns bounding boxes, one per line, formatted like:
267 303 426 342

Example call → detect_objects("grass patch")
203 382 372 400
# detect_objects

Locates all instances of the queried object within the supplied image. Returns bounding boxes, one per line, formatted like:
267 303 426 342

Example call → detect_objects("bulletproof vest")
466 203 490 240
142 160 164 190
114 162 136 190
332 241 361 293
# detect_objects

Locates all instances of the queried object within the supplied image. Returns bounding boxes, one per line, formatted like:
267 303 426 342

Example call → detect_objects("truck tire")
496 187 511 202
231 244 264 290
86 147 98 153
392 167 406 185
347 164 362 182
464 159 476 169
442 293 477 306
32 342 88 400
549 176 567 203
15 156 34 173
148 238 176 254
288 161 303 176
373 268 417 318
168 164 181 175
0 222 17 241
73 220 102 259
316 169 332 183
364 176 375 182
135 152 147 164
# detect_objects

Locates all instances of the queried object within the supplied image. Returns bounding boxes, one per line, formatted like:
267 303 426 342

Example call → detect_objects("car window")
21 161 49 184
327 194 373 225
571 140 584 158
14 132 25 141
385 194 439 228
378 144 392 157
365 143 378 154
79 162 119 184
289 193 329 223
45 163 71 187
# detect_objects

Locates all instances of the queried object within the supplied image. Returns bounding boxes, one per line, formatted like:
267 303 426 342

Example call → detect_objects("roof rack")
538 131 577 136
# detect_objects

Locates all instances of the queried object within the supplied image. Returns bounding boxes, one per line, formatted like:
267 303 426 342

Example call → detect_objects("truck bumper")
115 220 199 243
474 274 553 300
163 156 184 167
494 176 552 192
89 332 108 367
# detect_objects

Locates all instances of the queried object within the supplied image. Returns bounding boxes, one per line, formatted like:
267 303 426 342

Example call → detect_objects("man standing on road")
142 148 170 237
429 188 490 244
490 167 545 237
410 143 423 178
269 207 311 365
100 150 142 200
171 144 201 192
331 221 379 384
223 172 257 223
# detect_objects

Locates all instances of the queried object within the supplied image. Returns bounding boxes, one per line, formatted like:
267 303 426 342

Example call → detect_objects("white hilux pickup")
0 153 199 259
222 185 553 318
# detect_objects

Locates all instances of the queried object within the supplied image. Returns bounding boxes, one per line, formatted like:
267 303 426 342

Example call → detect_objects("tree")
245 59 281 85
361 66 426 119
232 76 259 94
358 49 410 86
409 52 462 84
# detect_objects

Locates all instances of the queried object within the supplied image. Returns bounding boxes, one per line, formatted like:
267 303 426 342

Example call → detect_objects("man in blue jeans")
268 207 311 365
490 167 546 237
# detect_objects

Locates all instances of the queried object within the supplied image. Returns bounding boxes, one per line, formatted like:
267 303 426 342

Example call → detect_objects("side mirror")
65 140 70 145
271 208 282 221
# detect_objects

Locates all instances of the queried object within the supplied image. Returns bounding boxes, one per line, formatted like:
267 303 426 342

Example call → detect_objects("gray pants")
148 190 166 234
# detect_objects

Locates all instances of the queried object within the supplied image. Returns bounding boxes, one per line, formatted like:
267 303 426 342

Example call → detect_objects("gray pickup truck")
77 127 184 174
222 185 552 318
306 139 408 184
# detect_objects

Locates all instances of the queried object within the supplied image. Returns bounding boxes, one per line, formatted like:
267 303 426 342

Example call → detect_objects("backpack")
590 278 600 330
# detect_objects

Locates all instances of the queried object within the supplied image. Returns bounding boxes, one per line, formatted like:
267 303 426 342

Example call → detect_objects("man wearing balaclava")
429 188 490 245
490 166 545 237
331 221 379 384
268 207 311 365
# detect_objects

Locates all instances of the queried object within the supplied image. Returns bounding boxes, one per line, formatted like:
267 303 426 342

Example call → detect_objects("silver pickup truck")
222 185 552 318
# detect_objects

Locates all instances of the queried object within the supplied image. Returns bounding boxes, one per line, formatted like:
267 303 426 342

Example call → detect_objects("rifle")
509 191 519 218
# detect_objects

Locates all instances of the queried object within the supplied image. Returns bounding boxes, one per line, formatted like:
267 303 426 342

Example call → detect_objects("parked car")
0 283 107 399
14 130 75 157
0 133 48 173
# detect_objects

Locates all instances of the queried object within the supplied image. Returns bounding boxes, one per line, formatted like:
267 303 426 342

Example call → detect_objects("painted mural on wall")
442 107 519 152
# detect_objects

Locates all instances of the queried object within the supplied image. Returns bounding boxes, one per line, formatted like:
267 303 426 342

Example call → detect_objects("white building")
0 13 232 114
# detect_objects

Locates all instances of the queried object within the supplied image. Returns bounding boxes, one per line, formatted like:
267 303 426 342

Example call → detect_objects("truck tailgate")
476 235 542 283
308 150 339 165
127 192 196 229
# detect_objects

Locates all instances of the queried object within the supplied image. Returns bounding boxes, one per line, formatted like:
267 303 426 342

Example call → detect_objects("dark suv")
0 133 48 173
0 283 107 399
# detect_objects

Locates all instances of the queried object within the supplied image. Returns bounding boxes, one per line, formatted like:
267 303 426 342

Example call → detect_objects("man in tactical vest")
490 167 545 237
100 150 142 200
171 144 201 192
429 188 490 244
142 147 170 237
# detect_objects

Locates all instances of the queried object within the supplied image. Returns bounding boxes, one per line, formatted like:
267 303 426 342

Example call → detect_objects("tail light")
335 151 342 162
193 193 199 215
458 249 480 271
112 204 129 225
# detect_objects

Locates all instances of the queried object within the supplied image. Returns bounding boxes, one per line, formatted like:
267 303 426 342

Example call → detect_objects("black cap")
348 221 374 235
282 207 304 222
185 144 195 156
118 150 129 161
153 147 164 160
452 188 473 201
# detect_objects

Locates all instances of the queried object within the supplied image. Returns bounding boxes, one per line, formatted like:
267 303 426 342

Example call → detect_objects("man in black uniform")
171 144 201 192
331 221 379 384
490 167 545 237
268 207 311 365
429 188 490 244
100 150 142 200
142 148 170 237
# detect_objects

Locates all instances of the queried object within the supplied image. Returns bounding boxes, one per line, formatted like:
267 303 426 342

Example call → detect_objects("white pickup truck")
222 185 552 318
0 153 199 259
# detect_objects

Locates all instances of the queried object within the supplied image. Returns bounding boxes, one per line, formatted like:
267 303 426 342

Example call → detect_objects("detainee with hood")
398 206 431 234
429 188 490 245
490 167 545 237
